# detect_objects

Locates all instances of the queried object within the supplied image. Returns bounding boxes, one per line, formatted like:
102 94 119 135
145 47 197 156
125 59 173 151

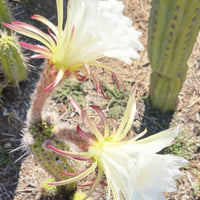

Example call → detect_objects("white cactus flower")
3 0 143 91
47 85 187 200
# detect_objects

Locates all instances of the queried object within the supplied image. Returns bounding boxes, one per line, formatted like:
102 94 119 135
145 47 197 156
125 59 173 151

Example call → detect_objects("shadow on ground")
0 83 31 200
137 97 175 137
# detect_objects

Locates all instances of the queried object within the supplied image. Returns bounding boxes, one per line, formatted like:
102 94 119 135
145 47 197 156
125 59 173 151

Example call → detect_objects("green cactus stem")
0 31 26 86
29 121 77 192
41 177 58 196
148 0 200 112
24 61 77 194
0 0 12 31
69 191 91 200
149 71 183 111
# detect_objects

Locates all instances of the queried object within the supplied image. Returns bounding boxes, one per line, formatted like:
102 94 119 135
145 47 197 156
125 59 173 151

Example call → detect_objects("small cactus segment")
0 0 12 30
29 121 77 192
69 191 91 200
148 0 200 112
0 32 26 86
41 177 58 196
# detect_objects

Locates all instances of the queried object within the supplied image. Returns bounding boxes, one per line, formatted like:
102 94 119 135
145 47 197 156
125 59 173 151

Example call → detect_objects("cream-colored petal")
112 85 137 141
128 127 180 153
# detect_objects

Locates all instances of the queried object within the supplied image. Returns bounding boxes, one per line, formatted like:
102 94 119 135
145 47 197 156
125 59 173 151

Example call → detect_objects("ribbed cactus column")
0 32 27 86
148 0 200 112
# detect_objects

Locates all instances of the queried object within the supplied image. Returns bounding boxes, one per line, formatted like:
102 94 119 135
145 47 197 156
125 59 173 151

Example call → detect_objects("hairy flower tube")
2 0 143 92
47 85 187 200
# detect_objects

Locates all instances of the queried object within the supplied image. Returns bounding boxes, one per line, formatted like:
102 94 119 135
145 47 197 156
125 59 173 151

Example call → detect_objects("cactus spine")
0 32 27 86
148 0 200 112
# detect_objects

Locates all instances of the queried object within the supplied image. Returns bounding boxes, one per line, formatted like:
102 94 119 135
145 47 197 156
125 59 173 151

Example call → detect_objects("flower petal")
43 69 64 92
77 125 96 145
82 169 103 200
30 54 50 59
132 127 180 153
48 145 91 160
69 97 104 142
96 0 144 62
90 71 106 98
31 14 58 36
132 154 187 199
2 22 53 50
19 42 52 56
90 105 110 137
101 141 187 200
60 169 88 177
112 84 137 141
11 21 55 47
48 162 97 186
56 0 63 39
101 151 135 200
53 69 64 87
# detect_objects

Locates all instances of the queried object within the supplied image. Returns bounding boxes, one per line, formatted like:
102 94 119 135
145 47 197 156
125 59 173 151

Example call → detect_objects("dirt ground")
0 0 200 200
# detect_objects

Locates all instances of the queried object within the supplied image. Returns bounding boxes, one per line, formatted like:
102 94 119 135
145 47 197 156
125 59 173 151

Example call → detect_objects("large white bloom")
3 0 143 90
48 85 187 200
63 0 144 66
102 129 187 200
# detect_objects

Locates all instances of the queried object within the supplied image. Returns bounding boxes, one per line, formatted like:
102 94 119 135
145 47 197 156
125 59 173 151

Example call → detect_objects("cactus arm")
31 140 77 191
0 0 12 23
148 0 171 67
148 0 200 112
26 121 78 192
0 0 26 86
158 0 188 77
150 71 183 112
0 33 26 85
0 0 12 31
9 41 27 82
0 46 12 82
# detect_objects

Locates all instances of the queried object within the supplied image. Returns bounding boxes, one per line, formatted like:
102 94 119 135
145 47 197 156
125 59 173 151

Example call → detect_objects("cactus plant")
148 0 200 112
69 191 91 200
0 0 12 30
41 177 59 196
0 31 26 86
0 0 26 90
28 121 77 192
